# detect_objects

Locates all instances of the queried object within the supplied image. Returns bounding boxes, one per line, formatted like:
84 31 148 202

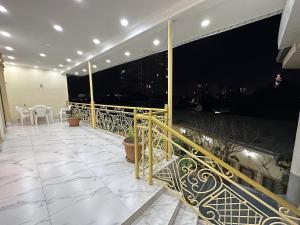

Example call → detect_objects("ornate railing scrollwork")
134 113 300 225
68 102 167 138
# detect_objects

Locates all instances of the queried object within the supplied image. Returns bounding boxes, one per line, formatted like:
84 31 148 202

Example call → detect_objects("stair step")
121 186 165 225
130 190 181 225
197 219 206 225
173 204 198 225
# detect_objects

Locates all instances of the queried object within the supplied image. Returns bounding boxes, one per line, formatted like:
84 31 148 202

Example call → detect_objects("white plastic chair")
59 105 72 125
16 106 32 126
32 105 49 126
38 105 53 122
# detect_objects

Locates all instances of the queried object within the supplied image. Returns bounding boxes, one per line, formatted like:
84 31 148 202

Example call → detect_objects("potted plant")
123 127 142 163
67 110 81 127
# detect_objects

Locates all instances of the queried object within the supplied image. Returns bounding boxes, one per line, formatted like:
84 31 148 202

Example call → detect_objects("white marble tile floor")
0 123 162 225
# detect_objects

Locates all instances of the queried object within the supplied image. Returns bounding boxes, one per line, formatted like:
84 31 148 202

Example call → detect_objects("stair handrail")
135 112 300 224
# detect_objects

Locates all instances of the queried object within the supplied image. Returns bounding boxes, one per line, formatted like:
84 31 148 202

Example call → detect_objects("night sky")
67 15 300 120
174 15 300 95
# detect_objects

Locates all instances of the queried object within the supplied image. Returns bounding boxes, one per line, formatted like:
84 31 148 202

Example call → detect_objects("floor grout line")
0 123 163 224
67 126 136 214
32 134 54 225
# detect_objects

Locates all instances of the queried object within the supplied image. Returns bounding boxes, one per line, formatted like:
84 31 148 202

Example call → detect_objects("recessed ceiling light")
58 64 63 67
92 65 97 69
106 59 111 63
82 69 87 72
53 68 57 71
66 58 72 62
0 5 8 13
93 39 100 45
77 50 83 55
120 18 129 27
40 53 46 57
34 65 39 69
0 31 11 37
5 46 14 51
75 72 79 75
201 19 210 27
124 51 130 57
53 24 63 32
7 56 15 60
153 39 160 46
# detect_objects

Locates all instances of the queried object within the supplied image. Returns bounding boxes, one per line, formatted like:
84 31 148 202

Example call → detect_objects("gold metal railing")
68 102 167 137
134 112 300 225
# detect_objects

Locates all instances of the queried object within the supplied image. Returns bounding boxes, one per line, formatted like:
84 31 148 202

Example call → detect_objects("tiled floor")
0 122 161 225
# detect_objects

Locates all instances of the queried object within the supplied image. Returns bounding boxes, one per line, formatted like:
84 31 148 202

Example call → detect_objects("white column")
286 112 300 207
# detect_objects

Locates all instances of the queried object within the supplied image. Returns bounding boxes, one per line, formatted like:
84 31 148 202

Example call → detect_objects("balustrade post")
148 110 153 185
167 20 173 159
164 104 169 160
134 109 139 179
88 61 96 128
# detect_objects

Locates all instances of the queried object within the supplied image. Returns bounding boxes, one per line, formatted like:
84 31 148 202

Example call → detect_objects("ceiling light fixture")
0 31 11 37
77 50 83 55
92 65 97 69
82 69 87 72
53 24 63 32
124 51 130 57
66 58 72 62
201 19 210 27
58 64 63 67
53 68 57 71
153 39 160 46
93 39 100 45
7 56 15 60
0 5 7 13
5 46 14 51
0 5 8 13
120 18 129 27
75 72 79 75
40 53 46 57
106 59 111 63
34 65 39 69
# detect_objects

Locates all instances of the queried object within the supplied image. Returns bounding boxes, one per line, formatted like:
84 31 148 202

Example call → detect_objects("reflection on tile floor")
0 123 160 225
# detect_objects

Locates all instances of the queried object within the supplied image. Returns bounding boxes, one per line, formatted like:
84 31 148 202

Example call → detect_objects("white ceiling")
0 0 285 75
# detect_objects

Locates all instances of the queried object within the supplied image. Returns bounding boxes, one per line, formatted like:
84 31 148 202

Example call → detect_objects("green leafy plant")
67 109 81 119
124 126 141 144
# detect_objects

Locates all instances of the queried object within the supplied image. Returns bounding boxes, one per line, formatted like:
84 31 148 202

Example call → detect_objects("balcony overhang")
65 0 285 76
278 0 300 50
0 0 285 75
282 39 300 68
277 0 300 68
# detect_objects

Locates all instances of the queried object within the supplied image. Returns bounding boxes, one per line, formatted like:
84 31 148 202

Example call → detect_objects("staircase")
122 186 205 225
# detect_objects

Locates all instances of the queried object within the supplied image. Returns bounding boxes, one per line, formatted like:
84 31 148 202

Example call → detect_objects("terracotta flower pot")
123 137 142 163
67 117 81 127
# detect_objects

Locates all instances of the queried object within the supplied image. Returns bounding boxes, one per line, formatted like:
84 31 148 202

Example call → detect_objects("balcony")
1 0 300 224
0 122 183 225
1 103 299 224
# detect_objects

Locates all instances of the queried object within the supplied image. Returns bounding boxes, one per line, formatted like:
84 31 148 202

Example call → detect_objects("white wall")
4 65 68 120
